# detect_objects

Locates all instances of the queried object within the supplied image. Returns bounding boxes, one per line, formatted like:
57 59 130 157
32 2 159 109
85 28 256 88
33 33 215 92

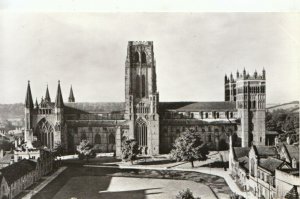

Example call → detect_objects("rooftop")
238 156 249 172
285 144 299 162
233 147 250 159
254 146 278 157
65 102 125 114
0 159 36 185
259 157 284 173
160 101 237 112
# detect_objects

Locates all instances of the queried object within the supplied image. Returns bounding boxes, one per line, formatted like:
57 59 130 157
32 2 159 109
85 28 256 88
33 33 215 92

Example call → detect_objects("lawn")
53 176 216 199
33 157 232 199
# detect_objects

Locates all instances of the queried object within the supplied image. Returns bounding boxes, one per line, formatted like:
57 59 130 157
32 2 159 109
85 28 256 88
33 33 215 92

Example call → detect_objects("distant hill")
267 101 299 113
0 103 24 120
0 101 299 120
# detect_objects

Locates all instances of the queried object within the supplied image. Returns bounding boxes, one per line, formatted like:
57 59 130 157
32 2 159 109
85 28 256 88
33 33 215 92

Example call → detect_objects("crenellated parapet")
225 68 266 84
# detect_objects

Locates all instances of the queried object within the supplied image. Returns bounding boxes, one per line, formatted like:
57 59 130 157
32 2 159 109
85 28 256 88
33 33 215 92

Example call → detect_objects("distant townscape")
0 41 299 199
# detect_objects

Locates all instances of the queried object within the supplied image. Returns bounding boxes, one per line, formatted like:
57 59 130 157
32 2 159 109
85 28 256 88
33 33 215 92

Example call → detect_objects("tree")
171 129 209 168
76 139 94 162
52 143 64 157
176 188 200 199
121 139 139 164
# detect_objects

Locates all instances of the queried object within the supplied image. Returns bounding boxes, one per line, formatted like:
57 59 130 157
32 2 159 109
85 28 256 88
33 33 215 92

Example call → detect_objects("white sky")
0 12 299 104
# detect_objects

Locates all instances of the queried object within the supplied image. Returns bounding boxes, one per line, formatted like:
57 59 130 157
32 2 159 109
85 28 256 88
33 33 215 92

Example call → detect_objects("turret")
53 80 65 151
68 85 75 102
254 70 258 78
225 74 228 83
55 80 64 108
262 68 266 79
243 68 246 77
24 81 34 146
35 98 39 109
236 70 239 78
45 84 51 102
25 81 34 109
55 80 64 122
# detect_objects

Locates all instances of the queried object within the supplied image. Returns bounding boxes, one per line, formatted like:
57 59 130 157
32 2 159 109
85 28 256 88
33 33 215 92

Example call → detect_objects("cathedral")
23 41 266 156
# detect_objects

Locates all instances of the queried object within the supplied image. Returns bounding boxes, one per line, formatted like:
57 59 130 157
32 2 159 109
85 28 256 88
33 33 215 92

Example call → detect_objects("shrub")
121 139 139 164
176 188 200 199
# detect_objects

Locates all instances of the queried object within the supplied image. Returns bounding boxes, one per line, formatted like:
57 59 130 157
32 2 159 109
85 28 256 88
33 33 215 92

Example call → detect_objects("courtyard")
31 158 232 199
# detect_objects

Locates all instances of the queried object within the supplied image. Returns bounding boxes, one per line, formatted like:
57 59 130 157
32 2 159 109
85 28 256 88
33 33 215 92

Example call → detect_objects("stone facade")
225 69 266 147
23 41 267 156
229 142 300 199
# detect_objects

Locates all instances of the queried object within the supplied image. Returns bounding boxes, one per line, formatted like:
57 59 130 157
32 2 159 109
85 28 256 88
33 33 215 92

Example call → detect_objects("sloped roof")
233 147 250 159
64 101 237 114
285 145 299 162
65 102 125 114
259 157 284 173
0 152 13 164
161 119 237 125
255 146 277 157
238 156 249 172
66 120 127 127
285 186 299 199
0 159 36 185
159 101 236 112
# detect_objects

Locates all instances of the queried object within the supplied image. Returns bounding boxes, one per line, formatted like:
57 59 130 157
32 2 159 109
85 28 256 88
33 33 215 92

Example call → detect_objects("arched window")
94 134 101 144
176 129 180 138
134 51 139 63
205 113 209 118
135 118 147 146
109 134 115 144
208 134 212 142
136 75 140 98
141 51 147 63
251 159 255 177
141 75 146 97
35 118 54 149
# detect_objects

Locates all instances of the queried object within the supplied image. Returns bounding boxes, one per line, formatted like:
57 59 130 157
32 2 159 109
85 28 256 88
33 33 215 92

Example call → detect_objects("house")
0 159 38 199
229 137 300 199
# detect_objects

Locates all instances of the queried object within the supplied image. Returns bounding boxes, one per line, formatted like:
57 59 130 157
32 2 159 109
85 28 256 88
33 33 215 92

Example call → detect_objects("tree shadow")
137 159 176 165
31 166 121 199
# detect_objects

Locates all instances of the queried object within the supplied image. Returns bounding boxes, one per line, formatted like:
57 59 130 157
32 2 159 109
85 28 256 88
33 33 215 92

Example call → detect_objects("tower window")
136 75 140 98
141 51 147 63
134 51 139 63
142 75 146 97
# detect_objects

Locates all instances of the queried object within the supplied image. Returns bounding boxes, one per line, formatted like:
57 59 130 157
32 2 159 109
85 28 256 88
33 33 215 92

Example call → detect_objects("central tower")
125 41 159 155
